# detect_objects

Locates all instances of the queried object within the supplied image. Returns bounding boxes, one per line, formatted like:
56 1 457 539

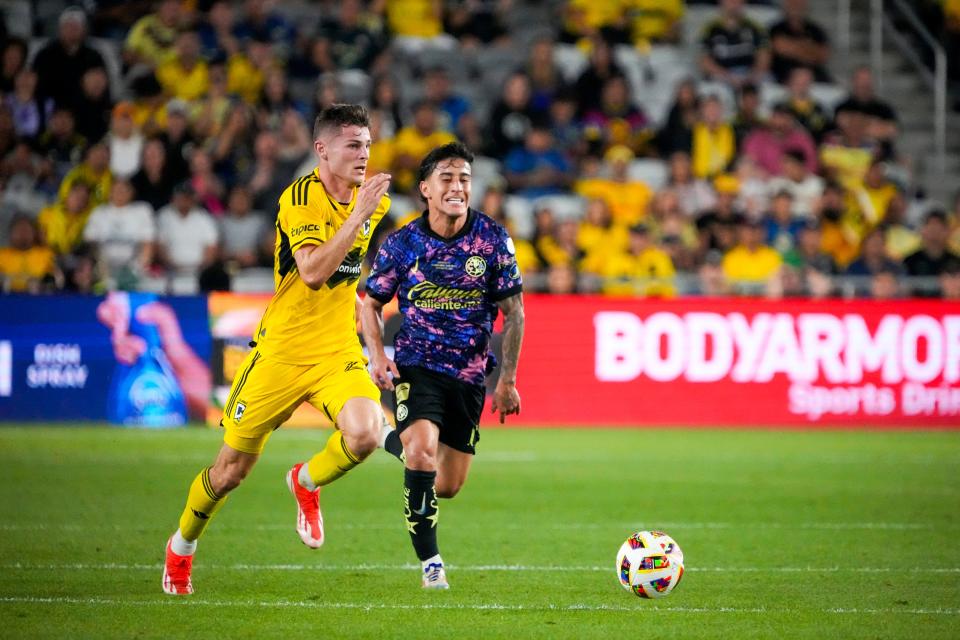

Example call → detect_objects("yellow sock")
306 430 360 487
178 467 228 541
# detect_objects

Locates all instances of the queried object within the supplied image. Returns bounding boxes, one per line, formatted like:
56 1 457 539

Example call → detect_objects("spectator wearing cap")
741 103 817 177
37 181 92 256
156 182 220 280
722 217 782 292
392 101 457 193
766 148 823 220
32 7 107 111
0 216 57 293
574 145 653 227
768 0 831 84
58 142 112 210
156 32 210 103
124 0 181 68
107 103 145 179
700 0 771 88
904 211 960 296
691 95 735 179
600 223 676 297
764 190 805 254
82 178 155 289
504 125 573 200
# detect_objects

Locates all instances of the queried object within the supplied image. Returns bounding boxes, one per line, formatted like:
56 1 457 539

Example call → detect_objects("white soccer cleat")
421 561 449 589
286 463 324 548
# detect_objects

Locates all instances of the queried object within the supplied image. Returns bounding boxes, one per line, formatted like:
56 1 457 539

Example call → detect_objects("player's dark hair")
416 142 475 188
313 103 370 140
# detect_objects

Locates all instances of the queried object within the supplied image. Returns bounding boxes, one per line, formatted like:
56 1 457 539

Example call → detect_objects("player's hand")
491 381 521 424
352 173 391 222
370 355 400 390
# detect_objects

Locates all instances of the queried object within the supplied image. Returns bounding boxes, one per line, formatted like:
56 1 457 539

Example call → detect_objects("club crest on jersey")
465 255 486 277
234 402 246 422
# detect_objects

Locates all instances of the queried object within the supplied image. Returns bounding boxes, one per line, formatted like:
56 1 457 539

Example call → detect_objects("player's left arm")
492 292 524 424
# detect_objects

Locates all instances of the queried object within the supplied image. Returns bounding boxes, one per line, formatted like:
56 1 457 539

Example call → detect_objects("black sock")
403 468 439 561
384 430 405 462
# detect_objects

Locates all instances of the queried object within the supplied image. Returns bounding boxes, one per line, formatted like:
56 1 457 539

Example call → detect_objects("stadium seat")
503 195 535 239
532 194 586 221
2 0 31 38
231 268 275 293
810 83 849 114
553 44 589 85
626 159 669 190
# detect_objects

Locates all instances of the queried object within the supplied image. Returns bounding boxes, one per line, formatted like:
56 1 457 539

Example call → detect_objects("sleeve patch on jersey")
505 237 516 255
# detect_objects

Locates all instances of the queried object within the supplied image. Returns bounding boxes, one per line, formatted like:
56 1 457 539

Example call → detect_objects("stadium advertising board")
514 296 960 427
0 293 210 425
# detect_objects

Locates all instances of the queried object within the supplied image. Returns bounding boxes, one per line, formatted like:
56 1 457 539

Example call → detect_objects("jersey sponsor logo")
325 248 364 288
465 255 486 277
234 402 246 422
396 403 408 421
407 280 484 310
290 223 322 237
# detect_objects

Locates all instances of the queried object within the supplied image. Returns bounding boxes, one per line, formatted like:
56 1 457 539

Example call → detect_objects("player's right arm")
361 231 402 390
293 173 391 289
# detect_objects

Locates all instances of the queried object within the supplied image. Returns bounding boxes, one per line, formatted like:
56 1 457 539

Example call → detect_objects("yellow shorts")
220 348 381 455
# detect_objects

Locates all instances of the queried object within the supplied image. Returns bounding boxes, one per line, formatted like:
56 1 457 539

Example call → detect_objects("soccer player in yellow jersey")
162 104 392 595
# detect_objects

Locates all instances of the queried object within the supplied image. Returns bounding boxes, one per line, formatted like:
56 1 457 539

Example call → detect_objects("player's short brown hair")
313 104 370 140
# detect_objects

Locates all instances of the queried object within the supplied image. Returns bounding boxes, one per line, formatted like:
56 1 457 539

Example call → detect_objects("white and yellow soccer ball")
616 530 685 598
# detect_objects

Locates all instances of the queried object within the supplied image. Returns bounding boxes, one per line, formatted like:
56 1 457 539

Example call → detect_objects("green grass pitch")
1 425 958 639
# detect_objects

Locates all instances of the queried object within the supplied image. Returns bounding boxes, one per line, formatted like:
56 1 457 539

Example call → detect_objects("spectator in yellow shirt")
391 101 456 192
692 94 736 179
58 142 112 210
574 145 653 226
853 160 897 230
227 37 274 105
577 198 629 258
39 182 93 256
602 223 676 296
156 32 210 102
627 0 684 45
124 0 181 67
722 218 782 293
0 216 58 292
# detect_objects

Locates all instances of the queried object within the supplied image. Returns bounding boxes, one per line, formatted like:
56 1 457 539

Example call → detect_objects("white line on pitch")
1 596 958 616
4 563 959 574
0 521 948 532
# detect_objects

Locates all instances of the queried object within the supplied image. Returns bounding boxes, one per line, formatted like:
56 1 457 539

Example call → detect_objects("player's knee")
210 463 250 494
403 445 437 471
435 480 462 499
343 427 378 459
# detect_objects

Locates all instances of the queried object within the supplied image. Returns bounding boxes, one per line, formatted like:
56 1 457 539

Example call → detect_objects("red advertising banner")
509 295 960 428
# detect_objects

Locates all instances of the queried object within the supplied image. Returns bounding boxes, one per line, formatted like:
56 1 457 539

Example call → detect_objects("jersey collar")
419 208 477 243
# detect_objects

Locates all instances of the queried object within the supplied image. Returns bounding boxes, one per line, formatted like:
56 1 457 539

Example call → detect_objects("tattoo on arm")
496 293 525 384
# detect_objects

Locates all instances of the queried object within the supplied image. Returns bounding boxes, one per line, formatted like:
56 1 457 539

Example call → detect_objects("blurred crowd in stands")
0 0 958 299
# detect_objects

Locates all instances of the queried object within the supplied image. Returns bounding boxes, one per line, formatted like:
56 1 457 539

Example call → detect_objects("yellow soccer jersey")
254 170 390 364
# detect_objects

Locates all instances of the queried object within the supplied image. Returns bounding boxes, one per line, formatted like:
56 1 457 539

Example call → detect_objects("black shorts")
393 365 485 455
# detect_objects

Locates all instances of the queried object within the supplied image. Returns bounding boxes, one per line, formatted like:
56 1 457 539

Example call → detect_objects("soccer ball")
616 530 685 598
